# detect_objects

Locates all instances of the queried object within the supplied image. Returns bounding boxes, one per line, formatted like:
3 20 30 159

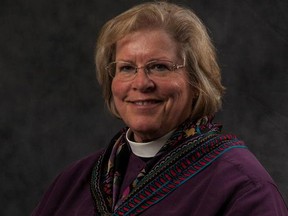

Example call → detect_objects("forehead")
115 29 180 61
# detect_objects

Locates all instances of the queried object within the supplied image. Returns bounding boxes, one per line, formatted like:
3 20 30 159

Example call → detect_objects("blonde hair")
95 1 225 119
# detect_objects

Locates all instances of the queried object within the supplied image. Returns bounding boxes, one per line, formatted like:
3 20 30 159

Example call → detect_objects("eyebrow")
114 59 173 64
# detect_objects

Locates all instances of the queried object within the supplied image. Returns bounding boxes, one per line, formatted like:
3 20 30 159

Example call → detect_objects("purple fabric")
32 147 288 215
119 153 147 197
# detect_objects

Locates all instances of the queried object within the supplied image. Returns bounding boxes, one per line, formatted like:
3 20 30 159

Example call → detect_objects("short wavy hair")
95 1 225 120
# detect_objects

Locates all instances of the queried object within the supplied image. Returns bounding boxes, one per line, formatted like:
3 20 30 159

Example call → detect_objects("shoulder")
58 149 105 180
210 145 288 215
209 142 278 194
45 148 105 190
31 149 105 215
200 131 274 184
65 149 105 170
218 146 274 183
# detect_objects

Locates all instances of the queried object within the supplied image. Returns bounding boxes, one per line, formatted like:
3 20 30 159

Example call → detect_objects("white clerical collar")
126 129 174 158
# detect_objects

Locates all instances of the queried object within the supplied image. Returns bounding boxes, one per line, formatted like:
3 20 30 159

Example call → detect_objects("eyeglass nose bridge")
132 65 153 79
134 65 149 74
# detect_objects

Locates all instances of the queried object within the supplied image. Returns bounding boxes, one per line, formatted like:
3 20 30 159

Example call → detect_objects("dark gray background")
1 0 287 215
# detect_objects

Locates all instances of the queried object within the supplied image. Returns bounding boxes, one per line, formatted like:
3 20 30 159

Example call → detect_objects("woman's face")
111 29 195 142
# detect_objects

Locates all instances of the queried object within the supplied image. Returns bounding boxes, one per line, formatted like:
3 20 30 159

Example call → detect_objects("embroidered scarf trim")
90 117 246 215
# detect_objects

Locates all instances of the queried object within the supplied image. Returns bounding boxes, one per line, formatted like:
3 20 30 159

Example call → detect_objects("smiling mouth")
129 100 162 106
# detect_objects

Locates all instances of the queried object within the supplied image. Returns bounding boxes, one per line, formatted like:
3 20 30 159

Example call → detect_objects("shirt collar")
126 129 174 158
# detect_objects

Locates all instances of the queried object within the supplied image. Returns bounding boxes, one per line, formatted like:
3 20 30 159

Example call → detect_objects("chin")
130 124 158 134
131 123 169 141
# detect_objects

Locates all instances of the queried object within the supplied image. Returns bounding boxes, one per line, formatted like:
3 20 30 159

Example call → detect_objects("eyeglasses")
105 59 185 81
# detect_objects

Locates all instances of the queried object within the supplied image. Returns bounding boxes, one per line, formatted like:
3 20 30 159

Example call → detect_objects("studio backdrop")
0 0 287 215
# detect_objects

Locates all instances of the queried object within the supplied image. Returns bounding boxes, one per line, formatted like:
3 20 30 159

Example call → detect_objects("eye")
148 61 172 72
117 63 136 74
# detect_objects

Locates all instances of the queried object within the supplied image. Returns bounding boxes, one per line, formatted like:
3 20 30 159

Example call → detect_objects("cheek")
165 79 191 99
171 80 195 112
111 80 117 97
111 80 126 117
111 81 122 115
111 79 125 100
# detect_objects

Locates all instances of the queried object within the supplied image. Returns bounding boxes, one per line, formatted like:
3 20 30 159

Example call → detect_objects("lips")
128 99 162 106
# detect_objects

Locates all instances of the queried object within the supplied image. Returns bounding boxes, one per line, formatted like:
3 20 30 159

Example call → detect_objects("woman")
32 1 288 215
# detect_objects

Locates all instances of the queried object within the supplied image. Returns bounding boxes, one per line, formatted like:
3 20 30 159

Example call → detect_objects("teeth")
134 101 157 105
135 101 148 105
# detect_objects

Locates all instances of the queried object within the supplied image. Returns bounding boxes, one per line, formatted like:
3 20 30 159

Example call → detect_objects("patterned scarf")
90 117 246 215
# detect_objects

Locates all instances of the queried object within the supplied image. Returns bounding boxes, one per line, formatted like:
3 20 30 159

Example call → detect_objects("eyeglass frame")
105 59 186 80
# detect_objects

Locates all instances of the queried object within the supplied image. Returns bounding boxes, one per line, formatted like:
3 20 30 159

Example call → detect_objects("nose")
131 68 156 92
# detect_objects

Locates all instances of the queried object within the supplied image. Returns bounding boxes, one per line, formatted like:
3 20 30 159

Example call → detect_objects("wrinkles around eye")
119 65 135 73
149 64 169 72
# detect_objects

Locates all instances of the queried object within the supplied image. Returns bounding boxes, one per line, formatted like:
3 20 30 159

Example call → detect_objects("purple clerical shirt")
32 147 288 215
